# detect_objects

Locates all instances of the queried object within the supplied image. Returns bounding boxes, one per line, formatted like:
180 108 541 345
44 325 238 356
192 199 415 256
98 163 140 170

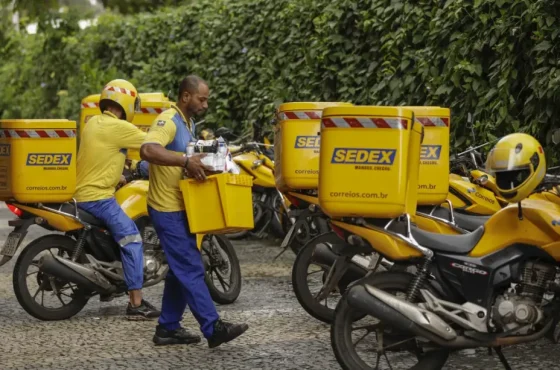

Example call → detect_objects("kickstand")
493 347 512 370
273 246 289 261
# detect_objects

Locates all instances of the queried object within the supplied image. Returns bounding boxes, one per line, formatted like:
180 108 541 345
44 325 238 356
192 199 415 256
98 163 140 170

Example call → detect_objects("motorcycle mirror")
215 127 234 136
552 129 560 145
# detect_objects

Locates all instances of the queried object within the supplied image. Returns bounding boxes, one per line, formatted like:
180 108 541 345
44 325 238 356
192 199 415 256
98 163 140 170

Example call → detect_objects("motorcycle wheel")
331 272 450 370
201 235 242 304
289 216 330 255
226 191 264 240
269 192 287 239
292 232 369 324
13 235 90 321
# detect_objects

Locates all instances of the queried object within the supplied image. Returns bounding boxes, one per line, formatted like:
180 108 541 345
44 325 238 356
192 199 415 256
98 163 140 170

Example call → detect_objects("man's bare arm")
140 143 211 180
140 143 186 167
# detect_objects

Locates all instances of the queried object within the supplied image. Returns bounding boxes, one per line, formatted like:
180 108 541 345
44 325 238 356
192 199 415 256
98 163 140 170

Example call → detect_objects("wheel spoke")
26 271 38 277
306 269 323 276
214 268 231 290
353 331 370 347
383 353 394 370
32 286 42 300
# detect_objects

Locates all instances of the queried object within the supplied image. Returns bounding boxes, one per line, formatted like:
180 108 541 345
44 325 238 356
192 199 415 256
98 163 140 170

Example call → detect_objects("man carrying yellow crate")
140 75 248 347
74 79 161 319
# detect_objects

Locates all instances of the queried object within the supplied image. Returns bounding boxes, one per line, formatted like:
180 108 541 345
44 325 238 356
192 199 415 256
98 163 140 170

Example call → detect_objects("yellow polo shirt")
142 105 195 212
74 112 146 202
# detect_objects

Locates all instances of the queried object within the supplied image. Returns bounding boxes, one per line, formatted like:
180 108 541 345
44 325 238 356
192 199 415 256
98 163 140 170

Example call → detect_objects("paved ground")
1 205 560 369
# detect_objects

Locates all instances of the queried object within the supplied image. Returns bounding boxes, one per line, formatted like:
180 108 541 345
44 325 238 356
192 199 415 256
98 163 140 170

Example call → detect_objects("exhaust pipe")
347 284 457 341
39 254 115 294
346 284 557 349
312 243 368 282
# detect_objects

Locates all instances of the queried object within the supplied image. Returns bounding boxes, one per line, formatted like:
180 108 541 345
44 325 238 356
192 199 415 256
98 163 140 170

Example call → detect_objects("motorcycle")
289 147 511 324
3 169 242 321
330 137 560 370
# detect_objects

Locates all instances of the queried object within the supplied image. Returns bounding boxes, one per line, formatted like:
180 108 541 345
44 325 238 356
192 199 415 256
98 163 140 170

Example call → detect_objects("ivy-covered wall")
1 0 559 158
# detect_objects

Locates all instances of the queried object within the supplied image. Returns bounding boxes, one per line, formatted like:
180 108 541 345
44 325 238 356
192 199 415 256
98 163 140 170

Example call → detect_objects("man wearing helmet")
140 75 248 348
73 79 161 319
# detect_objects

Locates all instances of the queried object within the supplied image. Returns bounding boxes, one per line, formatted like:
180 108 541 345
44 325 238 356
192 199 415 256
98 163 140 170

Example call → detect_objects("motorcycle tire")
13 235 90 321
292 232 368 324
331 272 450 370
269 192 287 239
202 235 242 305
289 216 330 255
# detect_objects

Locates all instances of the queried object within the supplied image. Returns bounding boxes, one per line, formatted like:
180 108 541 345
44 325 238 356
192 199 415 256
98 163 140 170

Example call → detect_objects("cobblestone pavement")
1 207 560 369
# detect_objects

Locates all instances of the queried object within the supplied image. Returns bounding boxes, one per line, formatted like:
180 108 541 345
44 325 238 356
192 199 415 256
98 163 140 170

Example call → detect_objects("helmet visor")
485 147 533 191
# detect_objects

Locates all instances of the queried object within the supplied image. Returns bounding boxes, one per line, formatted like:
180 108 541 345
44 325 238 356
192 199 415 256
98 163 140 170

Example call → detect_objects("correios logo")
294 136 320 149
331 148 396 165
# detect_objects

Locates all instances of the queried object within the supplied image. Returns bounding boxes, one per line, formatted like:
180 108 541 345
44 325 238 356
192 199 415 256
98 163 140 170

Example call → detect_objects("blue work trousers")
148 206 219 338
78 198 144 290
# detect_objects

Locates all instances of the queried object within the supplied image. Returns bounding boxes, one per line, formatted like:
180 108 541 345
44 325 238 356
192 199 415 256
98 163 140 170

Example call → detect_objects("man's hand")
119 175 127 186
185 154 214 181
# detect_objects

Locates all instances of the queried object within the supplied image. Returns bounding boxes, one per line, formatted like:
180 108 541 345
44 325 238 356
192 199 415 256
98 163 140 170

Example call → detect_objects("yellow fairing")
531 190 560 206
115 180 149 220
332 221 422 261
233 152 275 188
469 199 560 260
287 191 319 205
14 204 83 232
448 175 502 215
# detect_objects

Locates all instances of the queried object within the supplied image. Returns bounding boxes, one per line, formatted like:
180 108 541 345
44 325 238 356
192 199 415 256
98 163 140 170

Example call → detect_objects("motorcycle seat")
417 206 490 232
410 225 485 254
42 203 106 228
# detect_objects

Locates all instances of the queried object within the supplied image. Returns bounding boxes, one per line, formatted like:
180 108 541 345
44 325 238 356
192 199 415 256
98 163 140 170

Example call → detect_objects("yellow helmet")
485 133 546 203
99 79 140 123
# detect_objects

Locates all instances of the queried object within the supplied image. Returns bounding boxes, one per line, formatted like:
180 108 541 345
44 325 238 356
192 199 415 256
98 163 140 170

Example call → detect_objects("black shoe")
207 319 249 348
126 299 161 320
153 325 201 346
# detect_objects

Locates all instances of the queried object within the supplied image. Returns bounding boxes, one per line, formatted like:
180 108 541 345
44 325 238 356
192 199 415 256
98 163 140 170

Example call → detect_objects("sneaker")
126 299 161 320
207 319 249 348
153 325 201 346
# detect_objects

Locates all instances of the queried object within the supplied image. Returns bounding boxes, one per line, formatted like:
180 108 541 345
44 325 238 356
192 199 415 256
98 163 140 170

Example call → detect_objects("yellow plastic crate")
80 92 173 160
180 173 255 234
318 106 423 219
274 102 353 192
401 106 450 206
0 119 77 203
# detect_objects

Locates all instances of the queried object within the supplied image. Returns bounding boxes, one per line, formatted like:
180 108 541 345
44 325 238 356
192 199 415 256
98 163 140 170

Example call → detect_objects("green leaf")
535 41 552 52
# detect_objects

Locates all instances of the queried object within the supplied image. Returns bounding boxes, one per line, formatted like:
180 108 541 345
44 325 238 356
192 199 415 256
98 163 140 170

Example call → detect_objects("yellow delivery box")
0 119 77 203
274 102 353 191
318 106 423 219
80 92 173 160
401 106 450 206
180 173 255 234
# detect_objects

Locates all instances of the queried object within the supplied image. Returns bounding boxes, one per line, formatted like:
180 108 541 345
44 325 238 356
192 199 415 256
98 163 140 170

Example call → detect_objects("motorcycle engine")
493 261 556 334
142 226 164 278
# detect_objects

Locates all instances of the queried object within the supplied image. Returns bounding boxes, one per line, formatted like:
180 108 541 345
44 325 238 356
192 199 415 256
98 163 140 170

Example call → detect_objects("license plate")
0 232 23 257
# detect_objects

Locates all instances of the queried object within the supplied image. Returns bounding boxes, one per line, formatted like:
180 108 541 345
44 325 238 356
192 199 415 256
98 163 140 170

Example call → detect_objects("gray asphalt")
0 206 559 369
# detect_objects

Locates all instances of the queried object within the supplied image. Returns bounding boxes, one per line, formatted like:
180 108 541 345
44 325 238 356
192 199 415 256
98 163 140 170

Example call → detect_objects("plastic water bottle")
186 142 195 157
217 138 227 170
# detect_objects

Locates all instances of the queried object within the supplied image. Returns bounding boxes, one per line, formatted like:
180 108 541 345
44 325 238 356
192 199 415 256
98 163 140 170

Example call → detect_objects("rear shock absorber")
71 229 88 262
406 257 431 302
